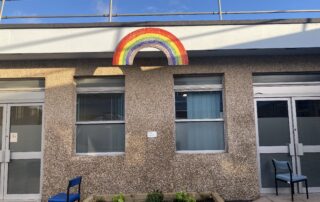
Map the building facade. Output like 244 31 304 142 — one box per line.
0 20 320 201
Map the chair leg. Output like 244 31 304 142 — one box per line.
291 182 294 201
275 179 278 195
305 180 309 199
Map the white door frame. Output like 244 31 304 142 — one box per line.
291 96 320 193
0 104 7 199
0 102 44 201
255 97 296 194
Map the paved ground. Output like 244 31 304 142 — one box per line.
254 193 320 202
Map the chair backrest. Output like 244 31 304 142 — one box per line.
272 159 292 174
67 176 82 200
68 176 82 188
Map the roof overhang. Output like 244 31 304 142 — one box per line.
1 19 320 61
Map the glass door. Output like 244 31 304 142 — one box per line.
256 98 296 193
293 98 320 193
0 104 43 201
256 97 320 193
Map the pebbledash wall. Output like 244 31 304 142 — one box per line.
1 55 320 201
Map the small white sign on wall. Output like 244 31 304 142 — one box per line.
147 131 157 138
10 132 18 143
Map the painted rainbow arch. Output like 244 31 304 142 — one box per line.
113 28 189 66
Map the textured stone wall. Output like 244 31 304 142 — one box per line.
0 55 320 201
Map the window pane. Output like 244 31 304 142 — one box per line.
175 91 223 119
176 121 224 150
0 79 44 89
76 77 124 88
174 75 222 85
77 94 124 121
76 123 125 153
257 101 290 146
253 73 320 83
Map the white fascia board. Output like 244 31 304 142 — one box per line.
1 23 320 55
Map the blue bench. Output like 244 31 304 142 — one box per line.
48 176 82 202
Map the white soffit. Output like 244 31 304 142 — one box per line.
1 22 320 57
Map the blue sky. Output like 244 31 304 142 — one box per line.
2 0 320 24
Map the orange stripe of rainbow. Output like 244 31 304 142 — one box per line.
113 28 189 66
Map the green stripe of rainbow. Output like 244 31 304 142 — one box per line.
113 28 189 66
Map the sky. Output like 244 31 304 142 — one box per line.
1 0 320 24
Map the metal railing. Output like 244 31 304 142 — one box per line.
1 0 320 23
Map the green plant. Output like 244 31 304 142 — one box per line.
146 190 164 202
95 196 106 202
175 192 196 202
112 193 125 202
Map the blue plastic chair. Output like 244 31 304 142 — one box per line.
48 176 82 202
272 159 308 201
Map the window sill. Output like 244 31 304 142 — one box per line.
75 152 125 156
176 150 225 154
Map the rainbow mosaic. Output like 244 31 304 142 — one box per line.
113 28 189 66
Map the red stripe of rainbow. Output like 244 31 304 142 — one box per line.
113 28 189 66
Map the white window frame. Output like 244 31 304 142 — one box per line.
75 86 125 156
174 83 225 153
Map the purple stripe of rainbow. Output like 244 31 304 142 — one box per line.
126 40 176 65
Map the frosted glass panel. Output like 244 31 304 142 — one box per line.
0 107 2 150
257 101 290 146
296 100 320 145
301 153 320 187
76 123 125 153
7 159 41 194
174 75 222 85
9 106 42 152
176 121 224 150
76 77 124 88
0 79 44 89
253 73 320 83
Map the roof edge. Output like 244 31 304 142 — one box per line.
1 18 320 29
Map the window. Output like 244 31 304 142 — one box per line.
253 72 320 84
75 77 125 154
174 75 225 152
0 78 44 89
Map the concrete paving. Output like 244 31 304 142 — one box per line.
254 193 320 202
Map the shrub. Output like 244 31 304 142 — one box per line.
112 193 125 202
175 192 196 202
146 190 164 202
95 196 106 202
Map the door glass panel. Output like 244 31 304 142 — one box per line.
300 153 320 187
257 101 291 146
7 159 40 194
0 107 2 150
9 106 42 152
296 100 320 145
260 153 292 188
